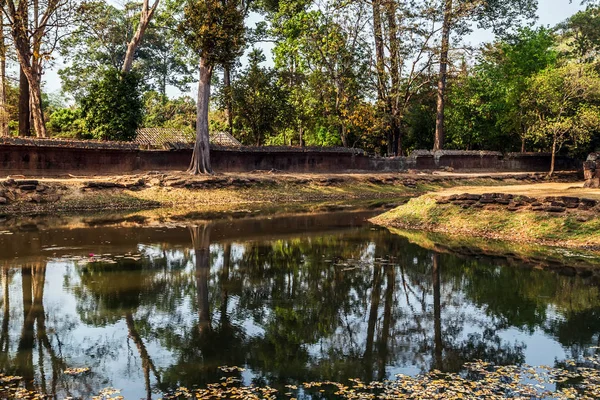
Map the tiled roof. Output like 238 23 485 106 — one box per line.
135 128 242 149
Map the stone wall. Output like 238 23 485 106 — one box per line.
437 193 598 214
0 139 579 175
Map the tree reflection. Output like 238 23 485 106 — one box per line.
1 220 600 398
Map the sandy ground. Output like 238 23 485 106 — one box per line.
433 181 600 200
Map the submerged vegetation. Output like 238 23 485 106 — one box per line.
3 360 600 399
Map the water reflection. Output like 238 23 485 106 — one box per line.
0 211 598 398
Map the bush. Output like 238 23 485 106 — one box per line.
80 69 143 141
48 108 85 138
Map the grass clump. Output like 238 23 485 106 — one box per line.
372 195 600 249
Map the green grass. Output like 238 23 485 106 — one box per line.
371 195 600 249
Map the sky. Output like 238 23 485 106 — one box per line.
41 0 589 98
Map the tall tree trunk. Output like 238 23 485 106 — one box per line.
18 67 30 137
27 75 46 138
0 16 7 136
372 0 390 153
122 0 160 73
434 0 452 151
223 66 234 135
340 124 348 147
386 0 401 156
189 57 213 174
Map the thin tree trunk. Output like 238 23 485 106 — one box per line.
340 124 348 147
549 135 557 177
386 0 401 156
223 66 234 135
18 67 30 137
122 0 159 73
189 57 213 174
0 16 7 136
372 0 389 153
521 136 526 153
434 0 452 151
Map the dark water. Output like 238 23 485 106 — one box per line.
0 210 599 399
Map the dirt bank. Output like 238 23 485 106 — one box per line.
0 170 575 217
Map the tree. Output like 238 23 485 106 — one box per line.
0 14 8 136
3 0 77 138
80 69 143 141
60 1 194 101
142 91 196 130
121 0 161 74
558 5 600 63
178 0 245 174
230 49 290 146
47 107 85 137
523 63 600 176
445 28 558 152
432 0 538 150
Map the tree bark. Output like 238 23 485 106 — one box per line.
372 0 389 153
122 0 159 73
386 0 401 156
434 0 452 151
28 76 46 138
549 134 557 177
189 57 213 174
223 66 234 135
18 69 30 137
0 15 8 136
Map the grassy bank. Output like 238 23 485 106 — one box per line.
371 194 600 249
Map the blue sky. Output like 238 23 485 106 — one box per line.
43 0 589 97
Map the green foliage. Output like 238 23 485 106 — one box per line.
178 0 245 68
80 69 144 141
446 28 559 152
522 63 600 157
60 1 195 100
47 108 86 138
142 91 196 131
230 49 291 146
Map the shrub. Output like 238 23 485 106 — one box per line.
80 69 143 141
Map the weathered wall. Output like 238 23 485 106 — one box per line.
0 145 371 175
370 151 577 172
0 143 578 175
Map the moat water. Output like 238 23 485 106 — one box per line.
0 210 598 399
